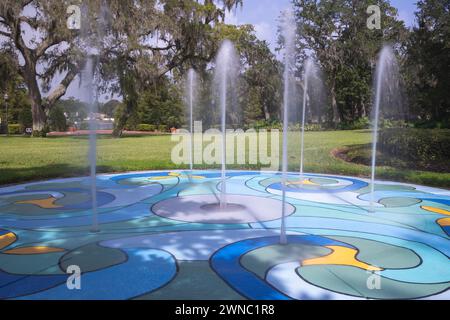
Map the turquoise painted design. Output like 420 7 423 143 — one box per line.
0 170 448 300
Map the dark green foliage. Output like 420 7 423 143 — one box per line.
137 78 184 129
0 51 32 130
136 124 156 132
414 119 450 129
338 117 371 130
379 128 450 171
243 119 283 131
79 122 89 130
231 25 282 124
7 124 21 134
48 105 67 132
292 0 408 125
99 100 121 118
158 125 168 132
53 98 88 127
112 65 140 137
405 0 450 124
18 106 32 131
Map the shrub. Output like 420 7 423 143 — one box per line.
125 113 140 131
79 122 89 130
338 117 370 130
48 105 67 132
7 124 21 134
157 124 168 132
414 119 450 129
18 107 32 131
379 128 450 171
245 119 283 131
136 124 156 132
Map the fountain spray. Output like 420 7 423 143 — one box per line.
215 40 238 210
280 12 296 244
370 46 399 212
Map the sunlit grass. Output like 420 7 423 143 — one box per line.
0 130 448 188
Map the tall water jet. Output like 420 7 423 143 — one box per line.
80 1 110 232
186 69 197 171
299 59 312 182
280 12 296 244
79 3 98 232
370 46 401 212
82 57 99 232
214 40 238 209
299 58 323 183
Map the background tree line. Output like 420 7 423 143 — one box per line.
0 0 449 137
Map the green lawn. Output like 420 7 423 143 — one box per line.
0 130 448 188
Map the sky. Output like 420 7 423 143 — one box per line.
65 0 418 101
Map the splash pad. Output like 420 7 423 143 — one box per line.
0 170 449 300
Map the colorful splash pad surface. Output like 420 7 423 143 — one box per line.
0 170 449 300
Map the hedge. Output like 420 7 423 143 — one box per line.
136 124 156 132
158 125 168 132
7 124 22 134
379 128 449 170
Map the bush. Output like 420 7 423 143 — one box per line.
157 124 168 132
7 124 21 134
338 117 412 130
245 119 283 131
136 124 156 132
288 123 324 131
18 107 32 131
414 119 450 129
125 113 140 131
48 105 67 132
338 117 370 130
79 122 89 130
379 128 450 171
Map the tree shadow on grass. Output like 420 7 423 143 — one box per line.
0 163 115 186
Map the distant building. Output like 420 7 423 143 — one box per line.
82 113 115 130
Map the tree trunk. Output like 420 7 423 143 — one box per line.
112 117 125 137
23 64 48 136
2 4 79 136
22 62 77 136
361 101 367 118
263 103 270 121
31 101 47 134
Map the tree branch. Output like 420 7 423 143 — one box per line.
44 66 78 108
36 36 59 57
0 29 10 37
0 18 9 28
19 15 38 29
142 44 175 51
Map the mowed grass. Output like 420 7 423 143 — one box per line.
0 130 448 188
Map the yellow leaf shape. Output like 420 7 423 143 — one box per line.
169 172 181 177
301 246 383 271
0 232 16 250
437 217 450 227
421 206 450 216
151 173 204 180
287 179 318 186
4 246 65 255
170 172 204 179
16 197 62 209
